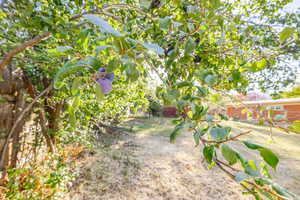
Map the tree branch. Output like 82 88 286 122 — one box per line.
215 159 290 200
245 181 290 200
0 32 51 76
201 130 252 144
215 161 256 196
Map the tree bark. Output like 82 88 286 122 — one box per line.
0 68 24 175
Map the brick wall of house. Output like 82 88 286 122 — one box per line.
284 105 300 121
162 106 178 118
226 106 247 120
227 104 300 122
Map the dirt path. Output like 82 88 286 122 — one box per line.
64 118 300 200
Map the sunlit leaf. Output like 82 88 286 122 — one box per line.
170 122 184 143
203 145 214 164
138 41 164 55
84 14 122 37
235 171 249 182
259 148 279 170
210 127 231 141
95 84 104 101
279 27 295 42
221 144 238 165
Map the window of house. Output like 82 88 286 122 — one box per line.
267 105 283 110
274 105 283 110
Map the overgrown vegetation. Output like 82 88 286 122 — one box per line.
0 0 299 199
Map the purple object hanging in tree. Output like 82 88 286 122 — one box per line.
96 68 114 94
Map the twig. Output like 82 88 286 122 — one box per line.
245 181 290 200
216 159 290 200
215 161 256 195
202 130 252 144
0 82 53 170
215 159 239 172
179 24 202 42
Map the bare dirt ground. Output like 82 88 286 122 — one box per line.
64 117 300 200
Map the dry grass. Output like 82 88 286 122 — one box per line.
224 121 300 196
64 117 300 200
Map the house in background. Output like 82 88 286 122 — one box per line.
226 98 300 122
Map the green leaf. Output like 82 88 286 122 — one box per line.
95 84 104 101
272 183 299 199
235 171 249 182
170 122 184 143
221 144 238 165
96 45 112 54
244 160 260 177
83 56 101 68
210 127 231 141
203 145 214 164
259 178 300 199
260 162 272 178
0 97 7 103
279 27 295 42
259 148 279 170
197 86 208 97
138 41 164 55
72 96 81 110
71 78 81 95
243 141 264 150
107 58 120 72
219 113 229 120
256 59 267 70
257 189 273 200
54 81 65 89
231 71 241 81
193 131 200 147
160 17 171 30
176 100 189 108
204 75 217 86
176 81 192 88
125 63 139 82
54 61 87 85
56 46 73 52
84 14 122 37
191 103 205 120
184 38 196 55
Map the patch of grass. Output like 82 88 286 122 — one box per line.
132 123 154 132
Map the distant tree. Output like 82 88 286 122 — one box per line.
280 83 300 98
236 92 271 101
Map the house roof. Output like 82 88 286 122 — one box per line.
227 97 300 106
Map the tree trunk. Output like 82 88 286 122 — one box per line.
0 68 24 172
